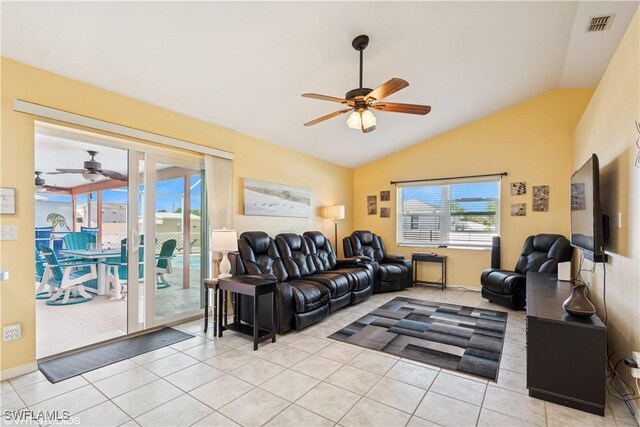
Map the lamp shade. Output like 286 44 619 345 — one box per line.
346 111 362 130
360 109 376 129
325 205 345 220
211 229 238 252
346 109 376 132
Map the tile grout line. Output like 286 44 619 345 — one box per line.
482 384 546 427
82 381 133 424
334 357 412 425
474 376 490 426
186 374 254 419
543 398 549 427
91 364 161 400
106 378 181 423
272 351 391 425
404 351 444 425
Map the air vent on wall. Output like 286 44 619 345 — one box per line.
586 15 614 32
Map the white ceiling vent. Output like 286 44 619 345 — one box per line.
586 15 614 32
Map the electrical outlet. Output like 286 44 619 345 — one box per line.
3 324 21 341
632 351 640 378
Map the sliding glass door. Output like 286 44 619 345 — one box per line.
127 151 206 333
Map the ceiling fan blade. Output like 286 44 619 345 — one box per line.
100 170 128 181
304 108 352 126
50 168 86 174
373 102 431 115
365 78 409 102
302 93 352 105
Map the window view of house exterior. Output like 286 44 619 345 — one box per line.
398 180 500 248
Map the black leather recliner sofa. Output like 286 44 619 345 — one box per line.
343 230 413 293
480 233 574 310
303 231 373 305
232 231 373 333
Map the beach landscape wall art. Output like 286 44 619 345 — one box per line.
243 178 311 218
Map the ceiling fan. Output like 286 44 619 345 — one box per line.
49 150 128 182
302 34 431 133
35 171 70 193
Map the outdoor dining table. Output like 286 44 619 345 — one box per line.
59 249 120 296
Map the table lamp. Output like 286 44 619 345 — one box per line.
211 228 238 279
324 205 345 255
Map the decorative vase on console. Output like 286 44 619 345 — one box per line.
562 284 596 318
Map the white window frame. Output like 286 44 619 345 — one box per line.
396 177 501 249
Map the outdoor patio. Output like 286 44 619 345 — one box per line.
35 136 205 358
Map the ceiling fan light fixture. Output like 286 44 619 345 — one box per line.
302 34 430 131
347 109 376 133
82 172 102 181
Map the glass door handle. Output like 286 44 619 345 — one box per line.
131 228 140 253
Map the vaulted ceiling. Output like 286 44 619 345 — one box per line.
2 1 637 167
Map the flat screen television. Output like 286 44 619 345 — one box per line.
570 153 608 262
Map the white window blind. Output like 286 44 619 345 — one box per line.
397 178 500 248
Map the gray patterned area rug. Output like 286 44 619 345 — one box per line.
328 297 508 380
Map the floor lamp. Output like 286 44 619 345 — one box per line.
324 205 345 256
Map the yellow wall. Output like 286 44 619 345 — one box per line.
573 10 639 388
0 58 353 372
353 89 594 286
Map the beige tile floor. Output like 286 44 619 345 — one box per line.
3 286 638 426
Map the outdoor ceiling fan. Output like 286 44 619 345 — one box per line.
48 150 128 182
302 34 431 133
35 171 70 193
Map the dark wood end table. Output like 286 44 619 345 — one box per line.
218 275 277 350
412 252 447 290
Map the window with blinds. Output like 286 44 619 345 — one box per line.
397 179 500 248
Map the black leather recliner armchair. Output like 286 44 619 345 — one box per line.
481 234 573 310
343 230 413 293
303 231 373 305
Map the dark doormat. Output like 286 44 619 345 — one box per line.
328 297 508 381
38 327 194 383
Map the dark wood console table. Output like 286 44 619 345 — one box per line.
412 252 446 290
526 272 606 415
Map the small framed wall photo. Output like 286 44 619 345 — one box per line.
367 195 377 215
380 191 390 202
511 182 526 196
380 207 390 218
511 203 526 216
0 188 16 215
532 185 549 212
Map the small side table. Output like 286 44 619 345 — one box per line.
218 275 277 351
203 278 219 336
412 252 447 290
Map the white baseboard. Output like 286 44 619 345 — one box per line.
0 362 38 381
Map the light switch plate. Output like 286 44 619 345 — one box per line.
0 225 18 240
